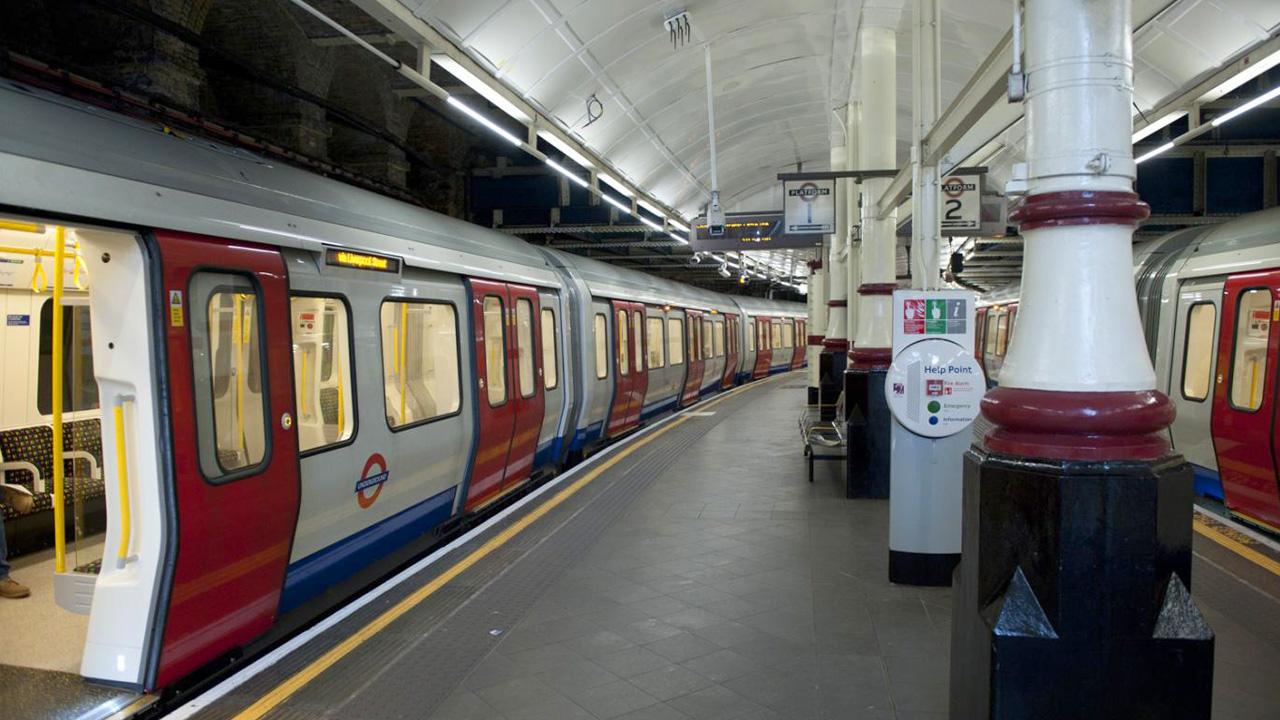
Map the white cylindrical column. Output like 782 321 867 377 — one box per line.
807 253 827 392
824 145 848 354
910 0 942 290
845 102 861 345
851 24 897 369
997 0 1153 394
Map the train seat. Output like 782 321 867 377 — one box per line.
0 419 108 556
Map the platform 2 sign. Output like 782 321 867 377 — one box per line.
783 179 836 235
691 212 822 252
939 174 980 235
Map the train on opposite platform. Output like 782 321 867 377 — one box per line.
975 206 1280 536
0 78 805 694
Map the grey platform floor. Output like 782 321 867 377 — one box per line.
191 372 1280 720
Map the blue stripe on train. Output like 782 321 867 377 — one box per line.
641 396 678 420
569 421 605 452
279 486 457 614
533 437 564 471
1192 463 1224 502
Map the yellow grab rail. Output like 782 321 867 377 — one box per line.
398 303 408 424
51 227 66 573
114 398 133 568
0 220 44 233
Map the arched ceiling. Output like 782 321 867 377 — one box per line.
390 0 1278 225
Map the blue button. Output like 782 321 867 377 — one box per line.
928 416 939 425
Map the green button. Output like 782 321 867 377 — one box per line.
927 400 942 413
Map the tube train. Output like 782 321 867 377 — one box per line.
976 206 1280 536
0 79 806 692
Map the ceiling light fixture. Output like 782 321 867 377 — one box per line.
1135 142 1174 164
1211 85 1280 127
545 158 589 188
446 97 523 146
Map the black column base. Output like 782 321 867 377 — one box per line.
950 448 1214 720
845 369 889 498
817 351 846 421
807 386 819 406
889 550 959 586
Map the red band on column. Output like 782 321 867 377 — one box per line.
1010 191 1151 232
827 300 847 307
822 338 849 351
858 283 897 296
978 387 1174 461
808 259 823 271
807 335 826 346
848 346 892 370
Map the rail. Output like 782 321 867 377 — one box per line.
113 396 134 568
51 226 67 573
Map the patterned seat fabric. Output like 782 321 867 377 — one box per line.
0 418 106 520
320 387 340 426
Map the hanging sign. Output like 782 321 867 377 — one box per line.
939 174 981 235
783 179 836 235
692 212 821 252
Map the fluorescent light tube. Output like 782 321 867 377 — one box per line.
433 54 531 123
1135 142 1174 164
603 194 631 214
1212 85 1280 127
545 158 588 188
447 96 523 146
668 232 688 245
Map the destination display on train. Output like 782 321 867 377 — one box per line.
691 212 822 252
325 248 402 273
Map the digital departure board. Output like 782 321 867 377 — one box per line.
325 248 402 273
691 212 821 252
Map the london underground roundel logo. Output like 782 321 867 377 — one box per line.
355 453 390 509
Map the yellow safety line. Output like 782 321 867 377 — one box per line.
1193 517 1280 578
51 227 66 573
232 374 783 720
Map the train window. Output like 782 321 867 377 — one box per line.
191 273 268 479
37 301 99 415
984 313 999 355
483 296 507 406
686 316 698 362
516 298 535 398
995 315 1010 356
783 321 794 349
541 308 558 390
594 313 608 379
646 316 665 368
380 300 462 429
747 320 755 352
667 317 684 365
1229 288 1272 412
702 318 714 359
1181 303 1217 402
291 296 355 452
771 321 782 350
616 309 630 376
633 310 645 372
713 320 725 357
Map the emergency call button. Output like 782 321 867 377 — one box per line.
885 338 986 438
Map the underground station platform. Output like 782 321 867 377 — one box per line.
146 375 1280 720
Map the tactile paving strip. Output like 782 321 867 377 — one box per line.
190 382 771 720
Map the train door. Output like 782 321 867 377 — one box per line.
975 307 988 370
502 284 545 491
1212 272 1280 531
155 230 301 686
722 313 739 388
606 300 636 436
534 289 564 471
681 309 704 406
630 305 648 427
790 319 805 369
465 279 513 509
1168 279 1223 481
753 317 772 378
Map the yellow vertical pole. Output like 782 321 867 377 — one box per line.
113 403 131 565
336 346 345 436
399 303 408 424
233 294 245 455
51 227 66 573
299 348 309 417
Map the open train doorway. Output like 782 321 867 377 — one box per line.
0 215 161 714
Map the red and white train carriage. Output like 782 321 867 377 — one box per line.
0 78 805 699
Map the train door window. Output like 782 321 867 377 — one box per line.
1229 288 1272 411
687 317 698 361
37 301 99 414
593 313 608 379
984 313 999 355
995 315 1010 356
747 321 755 352
482 296 506 405
647 316 665 368
616 309 630 376
516 298 535 398
190 273 268 478
380 300 461 428
667 317 684 365
702 318 714 359
713 320 725 357
771 321 782 350
291 296 355 451
1181 303 1217 402
540 308 558 390
783 321 794 349
632 310 644 372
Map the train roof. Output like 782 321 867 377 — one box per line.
540 247 732 312
729 295 807 318
1173 206 1280 280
